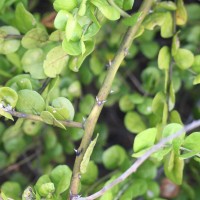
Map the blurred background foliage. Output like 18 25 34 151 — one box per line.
0 0 200 199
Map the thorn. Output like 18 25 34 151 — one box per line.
82 117 86 123
106 60 112 69
72 195 82 200
110 90 115 94
82 117 86 129
124 48 129 57
96 96 107 106
74 148 82 156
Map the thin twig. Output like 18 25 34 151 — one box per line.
0 152 37 176
77 119 200 200
0 108 83 129
69 0 154 199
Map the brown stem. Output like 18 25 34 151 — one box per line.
69 0 154 199
1 109 83 129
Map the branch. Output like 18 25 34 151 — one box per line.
78 119 200 200
0 108 83 129
69 0 154 198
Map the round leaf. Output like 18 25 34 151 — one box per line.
174 48 194 70
22 48 46 79
43 46 69 78
133 128 157 153
124 111 146 134
15 3 37 33
49 165 72 195
0 26 20 54
81 161 98 185
16 89 45 114
47 97 75 120
21 28 49 49
0 87 18 107
158 46 171 70
53 0 78 12
102 145 126 170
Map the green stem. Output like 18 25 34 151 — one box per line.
107 0 130 18
69 0 154 199
0 108 83 129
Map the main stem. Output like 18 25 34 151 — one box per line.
69 0 154 198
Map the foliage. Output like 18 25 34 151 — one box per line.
0 0 200 200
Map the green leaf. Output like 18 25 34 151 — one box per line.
179 150 200 159
49 30 65 42
174 48 194 70
169 110 183 124
162 123 185 155
164 150 184 185
53 0 78 12
120 179 147 199
79 94 95 115
129 93 144 104
47 97 75 120
6 74 40 91
81 161 98 184
193 74 200 85
65 16 82 42
81 134 98 174
62 38 82 56
122 12 141 26
23 120 42 136
50 165 72 195
140 41 160 59
78 0 88 16
146 181 160 199
123 0 134 11
141 67 161 93
102 145 126 170
21 28 49 49
91 0 120 21
158 46 171 70
16 89 45 114
0 87 18 107
176 0 187 25
143 12 166 30
54 10 72 30
171 32 180 56
133 128 157 153
0 26 20 54
35 175 52 196
155 1 177 11
152 92 166 120
137 97 152 115
38 183 55 197
124 111 146 134
136 160 157 179
119 95 135 112
69 40 95 72
15 3 36 33
151 147 171 161
192 55 200 73
21 48 46 79
161 12 173 38
43 45 69 78
1 181 22 200
182 132 200 152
